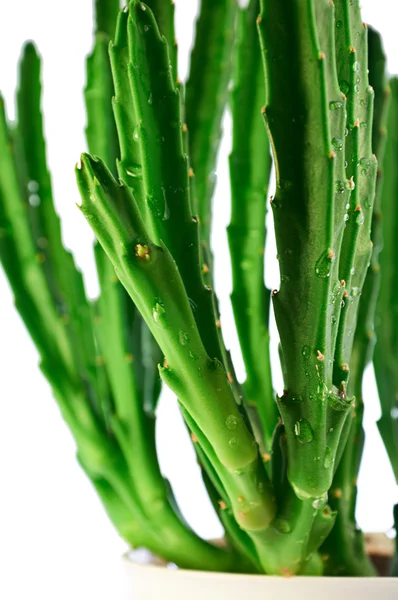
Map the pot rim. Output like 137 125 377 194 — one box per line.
123 550 397 584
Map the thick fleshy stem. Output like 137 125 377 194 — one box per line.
321 25 389 578
185 0 237 258
332 1 377 392
228 0 277 450
77 155 276 532
258 0 353 499
373 77 398 483
84 4 244 570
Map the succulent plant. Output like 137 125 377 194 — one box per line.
1 0 397 576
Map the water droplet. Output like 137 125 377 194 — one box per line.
161 186 170 220
335 180 345 194
324 447 334 469
331 137 343 151
148 92 153 105
28 180 39 193
340 80 350 95
312 494 328 509
228 436 237 448
153 301 166 325
364 197 372 209
391 407 398 419
351 286 361 297
302 345 311 359
240 259 251 271
358 157 370 169
133 126 140 142
143 24 149 32
274 518 291 534
225 415 239 430
331 315 337 325
125 163 143 179
360 122 367 129
329 100 343 111
178 330 189 346
294 419 314 444
356 211 364 225
292 394 304 403
328 391 352 411
315 249 335 278
29 194 40 207
344 160 348 168
360 98 366 107
344 213 349 223
353 61 360 73
354 84 360 94
336 20 343 29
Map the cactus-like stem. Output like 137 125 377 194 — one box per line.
258 0 353 499
144 0 177 79
374 77 398 483
185 0 236 251
320 26 389 577
228 0 276 449
77 155 276 530
124 3 226 367
83 6 244 570
95 0 120 38
0 33 240 571
332 1 377 391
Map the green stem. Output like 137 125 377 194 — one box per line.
228 0 276 449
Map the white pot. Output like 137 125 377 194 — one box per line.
123 550 398 600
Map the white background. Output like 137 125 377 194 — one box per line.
0 1 398 598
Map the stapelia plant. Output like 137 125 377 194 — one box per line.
1 0 397 576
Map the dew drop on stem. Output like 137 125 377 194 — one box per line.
294 419 314 444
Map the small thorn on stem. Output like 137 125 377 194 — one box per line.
256 14 262 24
125 353 134 364
341 363 349 372
215 319 221 329
332 489 342 499
353 119 360 128
188 167 195 178
316 350 324 361
349 45 356 53
182 123 188 133
202 263 209 274
163 359 169 368
262 452 271 463
218 500 227 510
135 243 150 261
341 279 346 287
327 248 335 260
190 432 198 443
227 372 234 383
261 105 266 115
319 52 326 60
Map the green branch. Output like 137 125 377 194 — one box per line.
228 0 276 449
